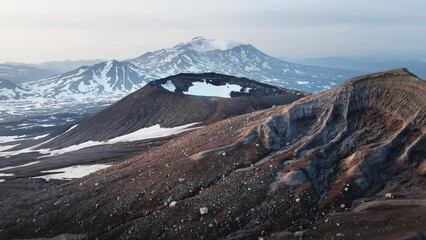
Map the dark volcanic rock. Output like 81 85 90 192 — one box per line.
0 69 425 240
41 73 307 149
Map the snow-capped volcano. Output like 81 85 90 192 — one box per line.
23 60 155 99
132 37 242 69
131 37 359 92
179 36 242 52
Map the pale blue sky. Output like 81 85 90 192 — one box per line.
0 0 425 63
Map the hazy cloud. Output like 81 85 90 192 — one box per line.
0 0 425 62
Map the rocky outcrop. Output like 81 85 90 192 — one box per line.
0 69 424 240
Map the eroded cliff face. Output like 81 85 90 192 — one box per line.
256 69 425 204
0 69 424 240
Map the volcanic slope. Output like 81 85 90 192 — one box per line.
41 72 307 149
0 79 33 100
0 69 425 240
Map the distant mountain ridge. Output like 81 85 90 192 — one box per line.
36 59 105 73
11 37 360 99
0 63 59 84
295 57 426 79
23 60 155 98
3 59 104 75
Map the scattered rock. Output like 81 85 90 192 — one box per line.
294 231 304 238
169 201 177 208
164 197 173 207
418 161 426 175
280 169 308 186
199 207 209 215
385 193 393 198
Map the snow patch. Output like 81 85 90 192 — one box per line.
0 135 24 144
38 123 200 157
2 123 200 158
163 79 249 98
36 164 111 181
185 81 244 98
32 134 49 140
164 80 246 98
296 81 310 85
0 124 79 156
0 161 41 172
64 124 78 134
106 123 199 143
0 173 14 177
161 80 176 92
0 144 20 152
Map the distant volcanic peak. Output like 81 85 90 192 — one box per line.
128 37 361 93
180 36 243 52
